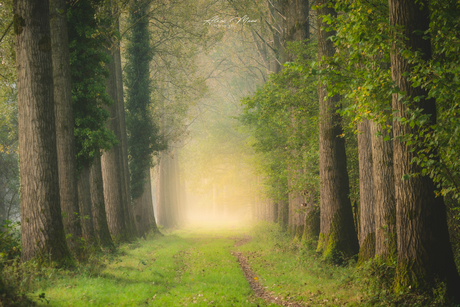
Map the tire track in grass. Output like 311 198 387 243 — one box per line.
232 236 305 307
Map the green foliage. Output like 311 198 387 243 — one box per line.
0 91 19 223
400 0 460 204
68 0 118 171
124 0 165 200
0 220 21 266
239 40 320 205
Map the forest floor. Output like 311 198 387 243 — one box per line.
25 222 363 306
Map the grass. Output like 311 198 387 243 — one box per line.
236 222 362 306
4 220 457 306
26 224 274 306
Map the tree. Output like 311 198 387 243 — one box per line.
371 119 396 261
67 0 118 246
14 0 73 265
357 119 375 263
49 0 82 256
101 43 129 241
389 0 460 298
316 1 359 261
89 154 115 249
124 0 164 235
77 164 99 252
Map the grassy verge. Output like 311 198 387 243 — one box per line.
236 221 361 306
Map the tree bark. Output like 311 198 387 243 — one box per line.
77 165 99 253
89 154 114 250
357 120 375 263
316 1 359 261
101 44 128 242
146 168 161 234
113 21 136 239
370 120 396 261
389 0 460 298
14 0 73 265
296 0 309 41
278 196 289 231
49 0 82 257
134 168 160 237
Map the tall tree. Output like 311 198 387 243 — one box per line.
14 0 73 264
316 1 359 261
389 0 460 298
113 17 137 239
49 0 82 256
67 0 118 245
125 0 163 235
101 44 129 241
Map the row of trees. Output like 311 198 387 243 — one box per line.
234 0 460 302
5 0 168 265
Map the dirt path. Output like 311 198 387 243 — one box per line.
232 237 306 307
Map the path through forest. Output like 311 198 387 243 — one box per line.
31 224 358 306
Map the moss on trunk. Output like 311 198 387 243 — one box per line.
320 207 359 263
302 206 320 247
357 232 375 265
292 225 304 244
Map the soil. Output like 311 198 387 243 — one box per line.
232 237 306 307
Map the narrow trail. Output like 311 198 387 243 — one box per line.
232 236 305 307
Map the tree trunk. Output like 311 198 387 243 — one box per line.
316 1 359 262
146 169 161 235
89 154 114 250
370 120 396 261
157 151 170 227
101 44 128 242
389 0 460 298
77 165 99 253
15 0 73 265
113 22 136 239
302 202 320 247
357 120 375 263
278 197 289 231
49 0 82 257
296 0 309 41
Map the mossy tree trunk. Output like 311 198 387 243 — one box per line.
316 1 359 262
15 0 73 265
357 120 375 264
302 203 320 247
389 0 460 299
